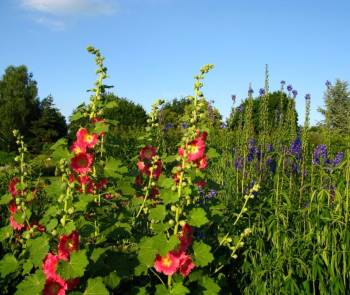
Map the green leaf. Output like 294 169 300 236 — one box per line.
200 276 221 295
104 100 118 109
104 158 128 178
138 237 158 267
193 242 214 267
0 193 12 205
59 221 76 235
22 260 33 275
0 226 13 241
84 277 109 295
45 218 58 232
149 205 166 222
171 282 190 295
70 111 84 122
206 148 219 159
27 236 49 267
155 284 170 295
94 121 109 134
104 271 121 290
0 254 18 278
188 208 209 227
74 194 94 211
57 250 89 280
158 175 174 189
160 189 179 205
119 182 136 196
15 270 46 295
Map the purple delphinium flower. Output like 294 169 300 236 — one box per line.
247 139 256 162
238 105 244 112
220 123 227 129
313 144 328 165
290 138 302 158
325 80 332 88
267 144 273 152
287 85 293 92
234 156 244 170
248 87 254 95
331 152 344 167
231 95 236 103
292 162 300 174
305 93 311 101
207 189 218 199
280 80 286 85
164 122 173 130
256 149 264 161
292 90 298 98
259 88 265 96
266 157 276 174
181 122 188 129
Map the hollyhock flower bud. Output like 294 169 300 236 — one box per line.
8 177 20 197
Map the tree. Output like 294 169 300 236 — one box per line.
29 96 67 153
318 79 350 135
0 66 40 151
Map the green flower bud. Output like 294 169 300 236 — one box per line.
68 207 74 214
179 220 186 227
168 219 174 225
171 205 177 212
51 230 57 236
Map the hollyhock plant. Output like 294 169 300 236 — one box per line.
71 152 93 174
76 128 99 149
187 137 206 162
58 231 79 260
154 251 180 276
9 215 25 231
8 177 20 197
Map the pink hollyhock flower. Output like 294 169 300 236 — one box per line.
187 138 206 162
58 231 79 260
196 130 208 141
10 215 25 231
43 278 67 295
70 141 86 155
195 156 208 170
71 153 93 175
139 146 157 161
76 128 98 149
43 253 66 286
154 251 180 276
178 252 195 277
178 147 184 157
68 174 75 183
91 117 104 124
8 177 20 197
137 161 149 174
29 221 46 233
179 224 193 251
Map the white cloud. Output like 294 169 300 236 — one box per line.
33 16 65 30
21 0 116 15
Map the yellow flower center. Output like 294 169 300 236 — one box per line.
189 145 198 154
161 255 172 267
85 134 93 143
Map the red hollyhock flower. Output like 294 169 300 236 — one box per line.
10 215 25 231
71 153 93 175
152 160 162 180
76 128 98 149
154 251 180 276
8 177 20 197
77 175 90 186
195 181 207 188
43 253 66 286
187 138 206 162
43 278 67 295
135 174 143 186
91 117 104 124
178 147 184 157
149 186 160 199
29 221 46 233
139 146 157 161
58 231 79 260
8 201 17 214
95 179 108 190
70 142 86 155
67 278 80 290
178 252 195 277
179 224 193 251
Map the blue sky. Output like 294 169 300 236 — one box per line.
0 0 349 125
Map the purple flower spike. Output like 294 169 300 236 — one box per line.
331 152 344 167
287 85 293 92
292 90 298 98
280 80 286 85
325 80 332 88
248 88 254 95
313 144 328 165
259 88 265 96
305 93 311 100
290 138 302 157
